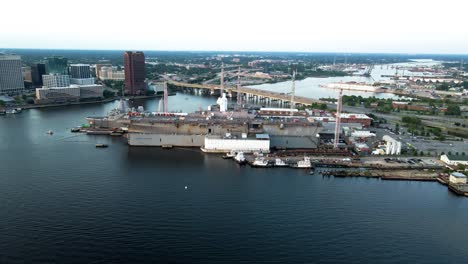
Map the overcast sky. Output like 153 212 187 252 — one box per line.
1 0 467 54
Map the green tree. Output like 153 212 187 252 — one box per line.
401 116 421 125
103 90 115 99
446 105 461 116
395 123 400 134
437 83 450 91
0 100 5 107
14 96 22 104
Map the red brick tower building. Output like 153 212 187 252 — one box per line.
124 51 146 95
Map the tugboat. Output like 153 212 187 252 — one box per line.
95 144 108 148
234 152 246 165
251 157 271 167
274 158 288 167
292 156 312 168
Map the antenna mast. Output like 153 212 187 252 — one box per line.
163 81 168 112
236 66 242 108
220 62 224 95
290 70 296 115
333 88 343 149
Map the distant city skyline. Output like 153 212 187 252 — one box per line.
1 0 468 54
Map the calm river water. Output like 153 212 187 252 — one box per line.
1 82 467 263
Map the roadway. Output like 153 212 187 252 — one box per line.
167 81 325 105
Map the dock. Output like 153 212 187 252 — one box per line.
437 175 468 197
320 169 439 181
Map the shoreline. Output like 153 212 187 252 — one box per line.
15 95 163 110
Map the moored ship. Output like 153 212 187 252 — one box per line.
321 82 388 93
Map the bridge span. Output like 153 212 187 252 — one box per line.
166 81 325 106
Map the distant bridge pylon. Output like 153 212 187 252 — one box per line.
166 80 325 106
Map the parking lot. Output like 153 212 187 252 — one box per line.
372 127 467 155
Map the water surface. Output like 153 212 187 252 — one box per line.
1 93 467 263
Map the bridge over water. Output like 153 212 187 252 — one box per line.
166 81 325 106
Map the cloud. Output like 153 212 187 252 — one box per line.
1 0 467 53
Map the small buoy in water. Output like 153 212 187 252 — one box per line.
185 186 188 190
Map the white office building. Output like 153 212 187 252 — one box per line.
36 84 104 102
79 84 105 98
440 154 468 167
383 135 401 155
99 66 125 81
449 172 467 184
36 86 80 101
202 134 270 153
70 77 95 85
0 54 25 94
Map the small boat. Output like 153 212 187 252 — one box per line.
95 144 108 148
222 150 237 159
47 130 54 135
274 158 288 167
251 157 271 167
6 109 17 114
309 169 315 175
70 127 81 133
293 156 312 168
0 110 5 115
234 152 246 165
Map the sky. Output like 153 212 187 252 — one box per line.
1 0 468 54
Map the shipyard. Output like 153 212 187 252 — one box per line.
79 80 467 195
61 54 468 197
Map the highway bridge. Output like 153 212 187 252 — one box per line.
166 81 325 106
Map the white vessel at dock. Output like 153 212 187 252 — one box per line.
274 158 287 167
294 157 312 168
252 157 270 167
222 150 237 159
234 152 246 164
322 82 387 93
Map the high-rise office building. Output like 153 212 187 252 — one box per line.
42 74 70 88
31 63 47 87
0 54 25 94
69 64 94 85
124 51 146 95
69 64 91 78
46 56 68 75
